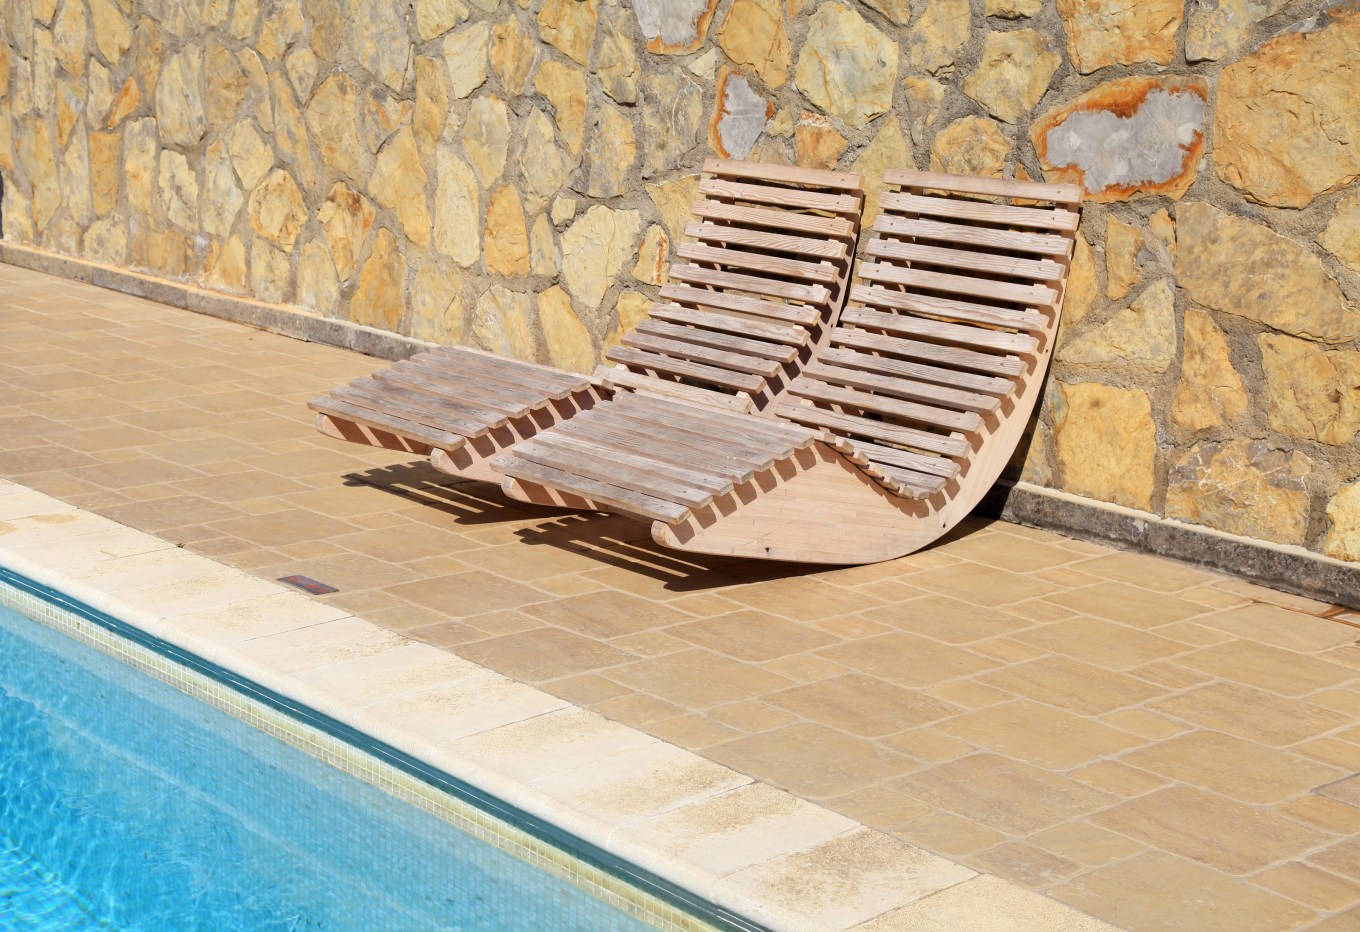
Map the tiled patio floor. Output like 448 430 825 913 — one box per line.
3 262 1359 931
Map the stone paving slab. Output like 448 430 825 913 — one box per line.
3 263 1360 929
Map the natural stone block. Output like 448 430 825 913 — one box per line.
53 0 86 78
1060 278 1175 376
32 27 55 116
249 168 305 252
1175 202 1355 344
710 69 772 161
1187 0 1286 61
1259 333 1360 446
413 55 449 153
351 0 412 90
225 121 275 192
631 224 670 285
1172 308 1248 432
597 5 639 103
415 0 469 41
519 108 577 214
249 239 292 304
205 38 245 127
645 174 701 241
902 77 946 149
854 114 914 230
1055 382 1156 510
1063 233 1098 328
473 284 537 361
122 117 157 222
688 48 718 79
158 149 199 234
862 0 911 24
795 112 847 170
539 285 595 373
464 95 510 188
317 183 374 283
796 3 897 126
1167 440 1311 546
560 205 642 311
106 76 139 128
84 217 128 265
484 183 530 277
1032 76 1207 202
434 147 481 267
59 129 92 227
716 0 791 89
1 184 34 242
202 140 243 239
408 261 465 344
489 16 535 96
351 227 407 331
606 291 652 351
89 129 121 217
1324 483 1360 562
131 228 189 278
369 127 431 246
639 69 702 177
535 60 587 155
633 0 719 55
229 0 260 41
87 60 113 128
269 71 315 192
444 20 489 99
1320 189 1360 275
155 48 205 147
1214 6 1360 208
89 0 131 64
987 0 1043 17
297 240 340 316
529 213 557 276
306 73 365 184
963 29 1060 124
908 0 970 76
55 80 84 149
1105 216 1142 300
537 0 597 66
579 102 636 199
1056 0 1182 73
928 116 1009 181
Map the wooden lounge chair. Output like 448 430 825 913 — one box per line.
308 159 864 483
495 170 1082 564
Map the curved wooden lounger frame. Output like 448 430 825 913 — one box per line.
499 170 1083 564
308 158 864 486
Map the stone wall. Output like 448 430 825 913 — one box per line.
2 0 1359 563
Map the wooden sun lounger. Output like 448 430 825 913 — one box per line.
497 169 1082 564
309 158 865 482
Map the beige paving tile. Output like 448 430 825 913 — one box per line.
923 679 1013 710
1075 552 1215 592
1099 708 1190 740
1281 795 1360 836
766 674 960 737
646 715 744 750
938 701 1146 770
904 562 1060 607
969 841 1083 888
454 627 635 682
387 570 547 617
1028 823 1146 868
861 595 1035 643
1196 602 1359 651
539 672 632 706
706 699 799 733
608 630 689 657
723 575 886 621
1255 863 1360 911
811 613 895 639
1215 578 1338 614
669 610 839 661
523 589 693 639
1310 688 1360 717
819 633 999 687
932 533 1078 573
854 873 1116 931
708 724 918 798
607 650 793 709
1296 738 1360 772
1176 639 1359 695
1045 581 1207 628
1314 837 1360 882
1322 776 1360 809
895 754 1116 835
591 694 689 727
446 706 657 786
979 656 1166 715
891 812 1007 858
822 787 932 831
1152 682 1350 746
1064 760 1170 797
1052 852 1315 932
1093 784 1328 874
1307 906 1360 930
1120 731 1343 803
1012 615 1192 669
885 728 977 763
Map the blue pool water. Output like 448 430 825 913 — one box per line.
0 598 659 931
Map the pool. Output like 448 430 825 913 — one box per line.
0 573 731 931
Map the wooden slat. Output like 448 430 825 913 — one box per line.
591 366 752 412
678 242 839 284
493 456 691 523
874 463 947 498
636 319 797 363
555 416 757 483
884 169 1084 205
685 222 847 260
854 283 1047 333
308 396 467 450
842 304 1039 355
327 385 491 438
512 437 716 508
700 177 860 215
867 239 1065 282
525 429 733 493
660 284 819 326
648 303 808 346
349 376 513 428
790 377 982 433
820 347 1014 396
616 392 817 449
775 401 970 458
860 261 1057 308
424 346 586 400
620 333 783 377
374 367 530 417
704 157 864 193
388 358 550 411
692 200 854 242
605 346 765 393
590 406 785 469
875 216 1072 258
832 327 1026 377
803 362 1000 413
881 191 1079 232
427 345 589 393
846 439 960 479
669 264 831 307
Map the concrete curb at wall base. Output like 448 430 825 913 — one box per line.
986 481 1360 610
5 246 1358 609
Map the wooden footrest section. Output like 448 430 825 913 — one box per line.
309 345 592 450
493 394 819 523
